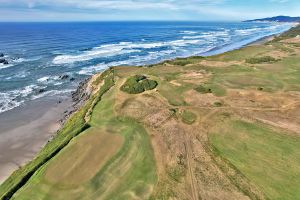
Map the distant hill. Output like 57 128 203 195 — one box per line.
244 16 300 23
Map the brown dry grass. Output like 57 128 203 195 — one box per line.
45 128 123 185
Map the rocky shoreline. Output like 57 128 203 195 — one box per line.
57 77 92 125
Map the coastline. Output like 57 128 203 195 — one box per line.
0 97 71 184
0 24 295 186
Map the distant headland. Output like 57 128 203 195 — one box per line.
244 15 300 23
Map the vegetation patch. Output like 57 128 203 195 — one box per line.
11 85 157 200
274 25 300 41
209 120 300 200
120 75 158 94
194 83 226 97
245 56 277 64
180 110 197 125
0 68 115 200
165 56 204 66
167 165 185 182
213 101 223 107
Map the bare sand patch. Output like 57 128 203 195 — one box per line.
281 37 300 44
225 89 297 109
184 89 220 107
170 80 182 86
199 60 242 68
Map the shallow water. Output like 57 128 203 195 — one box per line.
0 21 294 113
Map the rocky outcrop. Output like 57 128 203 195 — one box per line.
0 53 4 57
59 75 69 80
60 77 92 124
72 77 91 105
0 58 8 65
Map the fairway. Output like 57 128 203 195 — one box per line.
44 128 124 185
11 84 157 200
209 119 300 200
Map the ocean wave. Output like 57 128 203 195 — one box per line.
78 49 176 75
0 85 39 114
0 63 14 69
235 24 289 36
182 31 229 40
31 89 74 100
53 45 140 65
0 85 72 114
37 75 60 84
180 31 198 35
12 56 41 63
52 39 207 65
0 92 24 114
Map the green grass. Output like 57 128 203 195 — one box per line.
167 166 185 182
11 80 157 200
180 110 197 125
120 75 158 94
194 83 226 97
209 120 300 200
274 25 300 41
165 56 204 66
157 80 190 106
246 56 277 64
0 68 115 200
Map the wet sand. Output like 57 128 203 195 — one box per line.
0 97 72 184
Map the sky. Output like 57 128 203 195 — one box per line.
0 0 299 22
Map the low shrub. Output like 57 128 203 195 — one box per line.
195 85 212 94
195 84 226 97
246 56 277 64
180 110 197 125
214 101 223 107
121 75 158 94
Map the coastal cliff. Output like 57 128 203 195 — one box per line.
1 25 300 200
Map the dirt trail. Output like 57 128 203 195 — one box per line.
184 135 199 200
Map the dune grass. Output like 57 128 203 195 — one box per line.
209 120 300 200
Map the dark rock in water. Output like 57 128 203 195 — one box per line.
0 58 8 64
37 89 46 94
0 53 4 57
59 75 70 80
70 77 75 81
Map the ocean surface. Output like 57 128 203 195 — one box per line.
0 21 294 114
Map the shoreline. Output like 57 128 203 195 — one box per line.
0 25 294 185
0 97 71 184
0 78 90 184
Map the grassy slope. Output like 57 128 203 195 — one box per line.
11 76 157 200
209 120 300 200
0 69 115 200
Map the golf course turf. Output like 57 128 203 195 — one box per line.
1 25 300 200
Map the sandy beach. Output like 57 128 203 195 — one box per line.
0 97 72 184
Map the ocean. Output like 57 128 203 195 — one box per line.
0 21 294 114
